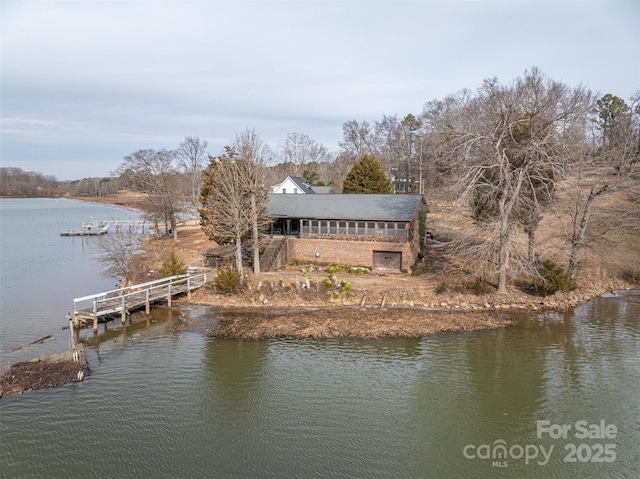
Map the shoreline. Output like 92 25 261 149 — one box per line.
179 304 519 340
3 194 633 398
178 287 636 341
73 192 636 339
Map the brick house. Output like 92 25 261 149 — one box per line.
263 194 425 273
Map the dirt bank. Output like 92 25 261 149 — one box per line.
187 306 517 340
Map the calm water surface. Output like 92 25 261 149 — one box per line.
1 199 639 478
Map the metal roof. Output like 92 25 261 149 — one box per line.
266 194 423 221
309 186 332 194
288 176 315 194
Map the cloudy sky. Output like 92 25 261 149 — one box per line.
1 0 638 180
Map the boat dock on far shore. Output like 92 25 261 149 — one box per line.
60 219 146 237
60 221 112 236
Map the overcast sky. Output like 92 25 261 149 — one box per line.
1 0 639 180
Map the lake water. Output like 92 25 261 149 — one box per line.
1 198 639 478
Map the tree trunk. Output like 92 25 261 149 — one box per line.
235 235 244 284
496 167 525 293
170 213 178 242
251 193 261 275
567 189 596 279
526 221 540 264
497 219 510 293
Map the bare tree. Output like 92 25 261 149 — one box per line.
338 120 380 163
565 92 639 278
424 68 595 292
232 128 273 276
177 136 208 216
200 148 251 280
118 148 183 241
374 115 403 181
200 130 273 280
279 132 332 177
96 227 144 285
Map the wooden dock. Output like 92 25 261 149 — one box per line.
60 219 148 237
61 221 112 236
72 273 207 331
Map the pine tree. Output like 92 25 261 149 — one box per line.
342 155 393 194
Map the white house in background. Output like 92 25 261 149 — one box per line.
271 176 332 194
271 176 315 194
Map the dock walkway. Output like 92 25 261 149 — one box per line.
60 219 148 237
72 273 207 331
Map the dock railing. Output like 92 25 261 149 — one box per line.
73 273 207 330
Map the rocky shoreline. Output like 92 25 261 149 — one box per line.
169 271 637 340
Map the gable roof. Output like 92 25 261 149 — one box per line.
288 176 315 194
266 194 423 221
272 176 315 194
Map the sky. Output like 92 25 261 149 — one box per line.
1 0 639 181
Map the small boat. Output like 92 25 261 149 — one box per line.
60 221 112 236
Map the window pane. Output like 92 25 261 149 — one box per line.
330 221 337 234
387 222 396 235
377 222 385 235
321 221 328 234
348 221 356 235
312 220 319 233
339 221 346 234
358 221 365 235
398 223 407 236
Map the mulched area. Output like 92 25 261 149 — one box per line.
0 358 91 399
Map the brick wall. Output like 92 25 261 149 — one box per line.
287 236 420 272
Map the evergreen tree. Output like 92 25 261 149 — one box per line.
342 154 393 194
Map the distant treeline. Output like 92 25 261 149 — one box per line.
0 167 63 197
0 167 126 198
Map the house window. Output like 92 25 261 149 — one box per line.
348 221 356 235
294 188 298 194
387 222 396 235
320 221 328 234
282 188 286 194
358 221 365 235
367 222 375 235
330 221 337 234
377 222 385 235
302 220 309 234
311 220 319 234
339 221 347 234
398 223 407 237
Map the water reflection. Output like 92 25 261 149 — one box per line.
1 293 638 478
